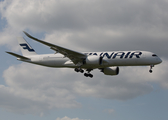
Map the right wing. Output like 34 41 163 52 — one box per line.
23 31 86 65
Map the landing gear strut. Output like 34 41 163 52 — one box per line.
149 65 154 73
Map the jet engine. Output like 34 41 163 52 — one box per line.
84 56 103 65
101 67 119 76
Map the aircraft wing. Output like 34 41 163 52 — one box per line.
23 31 86 65
6 51 30 60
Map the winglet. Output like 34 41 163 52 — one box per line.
23 31 39 41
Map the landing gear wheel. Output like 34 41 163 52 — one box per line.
149 70 152 73
84 73 93 78
84 73 89 77
74 68 80 72
89 74 93 78
75 68 84 73
80 69 84 73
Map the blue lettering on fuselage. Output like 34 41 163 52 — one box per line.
93 53 98 55
103 52 114 59
124 52 131 58
112 52 125 59
129 52 142 58
87 51 142 59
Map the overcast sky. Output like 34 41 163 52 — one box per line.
0 0 168 120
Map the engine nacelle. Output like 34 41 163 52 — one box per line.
102 67 119 76
84 56 103 65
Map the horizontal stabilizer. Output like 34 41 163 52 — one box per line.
6 51 30 60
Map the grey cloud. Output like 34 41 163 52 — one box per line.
2 63 81 114
0 0 168 115
1 0 168 58
0 85 50 115
2 0 168 31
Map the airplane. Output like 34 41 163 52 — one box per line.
6 31 162 78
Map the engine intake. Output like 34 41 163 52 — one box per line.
102 67 119 76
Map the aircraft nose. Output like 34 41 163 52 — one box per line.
157 57 162 64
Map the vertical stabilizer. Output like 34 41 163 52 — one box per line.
17 37 37 56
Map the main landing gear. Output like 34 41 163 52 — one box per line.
149 65 154 73
74 68 93 78
74 68 84 73
84 69 93 78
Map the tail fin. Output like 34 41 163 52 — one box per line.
17 37 37 56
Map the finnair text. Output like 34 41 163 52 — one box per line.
86 51 142 59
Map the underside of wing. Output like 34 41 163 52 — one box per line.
23 31 86 65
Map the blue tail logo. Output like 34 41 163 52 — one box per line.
20 44 35 52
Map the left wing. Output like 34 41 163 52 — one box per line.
23 31 86 65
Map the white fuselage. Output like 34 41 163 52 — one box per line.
20 51 162 69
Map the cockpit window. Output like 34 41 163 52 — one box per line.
152 54 157 57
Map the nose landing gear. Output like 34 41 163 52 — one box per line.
149 65 154 73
